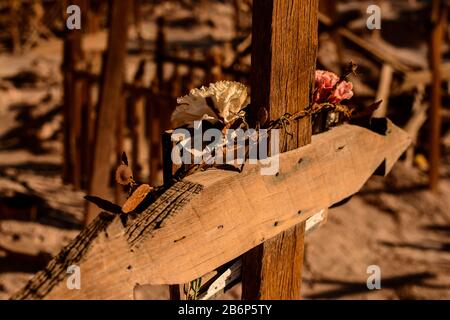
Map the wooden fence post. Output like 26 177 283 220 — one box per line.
62 0 84 187
241 0 318 300
81 61 95 190
429 0 446 192
85 0 130 224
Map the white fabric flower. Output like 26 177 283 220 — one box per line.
171 81 249 128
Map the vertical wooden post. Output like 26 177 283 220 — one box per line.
85 0 130 224
429 0 446 192
129 60 146 181
62 0 84 187
80 74 90 189
242 0 318 300
81 61 95 190
114 89 125 205
155 17 166 91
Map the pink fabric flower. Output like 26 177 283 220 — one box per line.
313 70 354 104
314 70 339 103
328 81 354 103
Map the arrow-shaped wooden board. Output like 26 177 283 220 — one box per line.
12 119 410 300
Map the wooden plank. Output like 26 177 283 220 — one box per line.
198 259 242 300
198 209 327 300
241 0 318 300
12 120 411 300
162 130 186 301
85 1 130 224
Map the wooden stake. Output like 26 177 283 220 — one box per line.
129 60 147 181
62 0 84 187
85 0 130 224
429 0 446 192
373 63 394 118
242 0 318 300
81 61 95 190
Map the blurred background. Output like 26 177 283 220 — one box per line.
1 0 450 299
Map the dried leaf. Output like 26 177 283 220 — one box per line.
122 184 154 214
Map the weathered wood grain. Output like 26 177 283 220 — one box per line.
12 120 410 299
243 0 319 300
197 209 327 300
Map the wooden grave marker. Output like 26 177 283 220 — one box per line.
12 0 411 300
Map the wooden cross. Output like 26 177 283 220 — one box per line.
11 0 411 300
241 0 318 300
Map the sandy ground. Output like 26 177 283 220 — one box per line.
1 0 450 300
